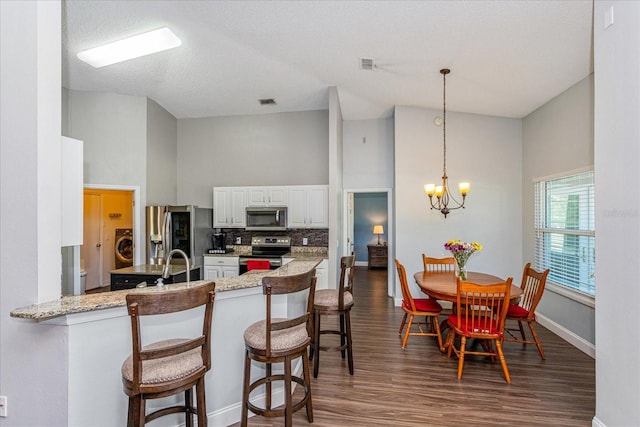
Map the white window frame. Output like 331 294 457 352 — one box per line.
533 167 595 306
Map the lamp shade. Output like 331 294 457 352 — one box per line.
373 225 384 235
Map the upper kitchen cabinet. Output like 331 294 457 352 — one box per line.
287 185 329 228
246 186 288 207
213 187 246 228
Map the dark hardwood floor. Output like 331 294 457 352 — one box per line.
234 266 595 426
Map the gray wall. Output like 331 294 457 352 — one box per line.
177 110 329 208
66 90 147 192
146 98 178 205
522 75 595 345
593 1 640 425
394 106 523 299
343 117 395 189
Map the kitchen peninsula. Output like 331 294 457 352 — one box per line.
11 258 325 427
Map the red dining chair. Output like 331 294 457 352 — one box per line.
395 259 444 351
445 276 513 383
505 263 550 359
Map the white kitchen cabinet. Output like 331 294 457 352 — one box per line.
246 186 288 207
213 187 246 228
203 256 239 279
314 259 328 290
287 185 329 228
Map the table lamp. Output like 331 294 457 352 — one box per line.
373 225 384 246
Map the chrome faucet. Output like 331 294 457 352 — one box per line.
161 249 191 283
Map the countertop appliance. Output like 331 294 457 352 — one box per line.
245 206 287 231
146 205 212 267
239 236 291 274
210 230 227 253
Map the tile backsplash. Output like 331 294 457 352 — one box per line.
217 228 328 247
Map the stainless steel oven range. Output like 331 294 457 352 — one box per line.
239 236 291 274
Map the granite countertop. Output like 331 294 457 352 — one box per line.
10 258 324 321
110 264 201 275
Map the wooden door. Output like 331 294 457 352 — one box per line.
82 193 103 290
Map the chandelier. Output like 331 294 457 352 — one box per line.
424 68 470 218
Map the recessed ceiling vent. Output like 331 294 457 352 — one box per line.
259 98 276 105
360 57 376 70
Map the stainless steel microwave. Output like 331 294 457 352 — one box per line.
245 207 288 231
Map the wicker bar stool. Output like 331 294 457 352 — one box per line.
121 282 216 427
241 270 316 427
312 254 355 378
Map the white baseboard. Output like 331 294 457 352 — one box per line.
536 312 595 359
355 261 368 267
592 416 606 427
207 358 303 426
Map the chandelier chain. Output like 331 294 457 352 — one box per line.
442 69 447 177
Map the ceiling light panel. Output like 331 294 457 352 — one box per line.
77 27 181 68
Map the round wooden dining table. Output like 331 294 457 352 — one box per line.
413 271 523 302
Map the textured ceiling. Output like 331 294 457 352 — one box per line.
62 0 593 120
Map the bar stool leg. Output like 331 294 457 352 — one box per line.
196 377 207 427
284 355 293 427
241 351 251 427
345 310 354 375
302 350 313 422
184 388 193 427
265 363 272 410
313 311 321 378
340 313 346 359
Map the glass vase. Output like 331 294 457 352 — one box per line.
455 262 468 281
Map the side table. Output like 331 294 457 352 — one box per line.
367 244 388 269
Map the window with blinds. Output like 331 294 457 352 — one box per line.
534 170 595 295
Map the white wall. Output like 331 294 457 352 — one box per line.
146 98 178 205
0 1 69 425
328 87 344 285
343 118 394 189
593 1 640 426
394 106 522 299
177 110 329 208
522 75 595 345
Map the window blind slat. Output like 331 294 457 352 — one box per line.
534 170 595 295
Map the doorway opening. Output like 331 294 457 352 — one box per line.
76 184 141 294
344 188 394 298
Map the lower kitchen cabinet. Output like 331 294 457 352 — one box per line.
314 259 328 290
204 256 239 279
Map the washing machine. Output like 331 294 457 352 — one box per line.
115 228 134 269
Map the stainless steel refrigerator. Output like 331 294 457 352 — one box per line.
146 205 213 267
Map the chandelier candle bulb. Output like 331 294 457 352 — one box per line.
435 186 444 197
459 182 470 196
424 184 436 196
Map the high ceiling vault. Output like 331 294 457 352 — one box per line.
62 0 593 120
